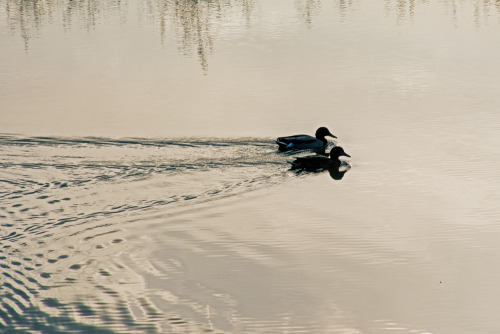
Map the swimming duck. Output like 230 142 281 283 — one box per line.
290 146 351 172
276 127 337 151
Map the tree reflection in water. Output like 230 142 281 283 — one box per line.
4 0 125 50
295 0 321 28
384 0 500 24
144 0 255 72
2 0 499 69
5 0 48 50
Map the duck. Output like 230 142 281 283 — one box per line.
290 146 351 172
276 127 337 151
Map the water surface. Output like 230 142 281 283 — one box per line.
1 0 500 333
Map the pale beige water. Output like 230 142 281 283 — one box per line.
1 0 500 333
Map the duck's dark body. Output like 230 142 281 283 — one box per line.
277 127 336 151
290 146 351 172
290 155 338 171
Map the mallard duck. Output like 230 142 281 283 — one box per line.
276 127 337 151
290 146 351 172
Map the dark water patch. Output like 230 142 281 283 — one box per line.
136 298 163 319
3 283 31 303
24 224 43 233
98 270 111 277
83 230 120 241
116 301 137 328
104 290 119 296
0 302 22 323
3 273 26 287
54 217 78 227
0 302 120 333
0 306 12 327
42 298 63 308
75 302 96 317
1 232 19 241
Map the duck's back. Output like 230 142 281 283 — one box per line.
276 134 322 150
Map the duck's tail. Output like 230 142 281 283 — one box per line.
288 159 302 170
276 140 293 151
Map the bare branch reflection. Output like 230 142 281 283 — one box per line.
145 0 218 72
385 0 417 22
384 0 500 25
4 0 125 50
5 0 51 50
335 0 356 19
241 0 255 26
295 0 321 28
61 0 127 31
469 0 500 26
143 0 254 72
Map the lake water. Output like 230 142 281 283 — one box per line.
1 0 500 333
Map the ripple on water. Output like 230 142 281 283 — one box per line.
0 135 299 332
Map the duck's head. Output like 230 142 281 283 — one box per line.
329 146 351 160
315 127 337 139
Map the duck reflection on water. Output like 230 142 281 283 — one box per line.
289 146 351 180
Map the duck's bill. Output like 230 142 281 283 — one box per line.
328 132 337 139
342 153 351 158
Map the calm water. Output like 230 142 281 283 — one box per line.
1 0 500 333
